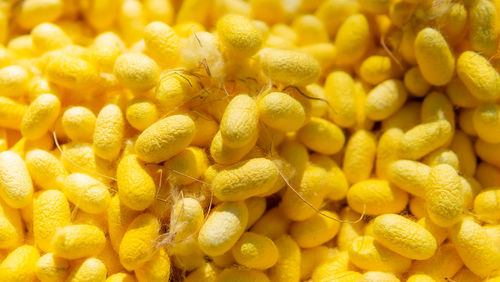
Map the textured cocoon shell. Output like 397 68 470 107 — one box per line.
0 151 33 208
220 94 259 149
457 51 500 102
51 224 106 260
117 154 156 211
217 14 263 57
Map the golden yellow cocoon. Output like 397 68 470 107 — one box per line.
297 117 345 155
46 55 99 90
21 93 61 140
334 13 370 66
135 114 195 163
473 103 500 144
114 53 159 92
66 257 107 282
51 224 106 260
0 197 23 250
35 253 70 282
0 65 29 98
217 14 262 57
387 160 430 198
343 129 377 184
89 32 125 72
93 104 125 161
324 71 356 128
166 146 208 185
348 235 411 273
198 201 248 256
218 268 270 282
0 151 33 208
446 77 480 109
399 119 453 160
170 197 204 244
457 51 500 102
259 48 320 86
365 79 408 121
232 232 279 270
220 94 259 149
0 97 28 130
0 245 39 282
63 173 111 214
31 23 71 52
347 179 408 215
33 190 70 253
135 247 171 282
451 217 500 278
62 106 96 142
107 195 140 252
210 130 257 165
290 210 340 248
144 21 179 67
117 154 156 211
426 168 463 228
25 149 65 190
474 189 500 221
259 92 307 132
372 214 437 260
414 27 455 86
268 235 301 282
469 0 498 57
213 158 279 201
404 67 431 98
125 97 159 131
119 213 160 271
408 243 463 280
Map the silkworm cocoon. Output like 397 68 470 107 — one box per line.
290 210 340 248
425 164 464 227
359 271 400 282
280 164 331 221
46 55 100 91
119 213 159 271
475 138 500 169
0 65 29 98
0 197 23 250
61 107 96 142
66 257 107 282
170 197 204 244
311 251 353 281
416 216 447 246
63 173 110 214
0 151 33 208
297 117 345 155
0 97 28 130
399 120 453 160
166 146 207 185
210 130 256 165
135 114 195 163
258 92 306 132
477 162 500 188
171 237 205 271
35 253 69 282
473 104 500 143
410 197 427 219
365 79 407 121
107 195 140 252
114 53 159 92
258 48 320 86
404 67 431 98
435 2 467 45
60 142 114 182
453 268 482 282
343 130 376 183
381 101 421 132
88 32 125 72
118 0 146 45
15 0 63 29
144 21 179 66
375 128 403 179
291 15 328 45
212 250 235 268
334 13 370 65
217 268 270 282
125 97 159 131
300 246 333 279
324 71 356 128
25 149 65 190
336 207 364 251
33 190 70 253
446 77 480 109
21 93 60 140
106 273 136 282
451 217 500 277
135 248 170 282
231 232 278 270
219 94 258 149
184 262 219 282
93 104 124 160
213 158 278 201
309 154 348 201
457 51 500 102
406 274 437 282
347 179 408 215
31 23 71 52
469 0 498 57
268 235 301 282
117 154 156 211
408 243 463 279
387 160 431 198
372 214 437 260
348 235 411 273
421 92 455 129
186 112 218 147
458 108 477 136
198 201 248 256
0 245 39 281
251 207 290 240
358 55 396 85
217 14 262 58
245 197 266 228
314 270 362 282
51 224 105 259
474 189 500 221
414 27 455 86
154 73 193 110
422 149 459 170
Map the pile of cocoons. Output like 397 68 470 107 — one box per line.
2 0 500 281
